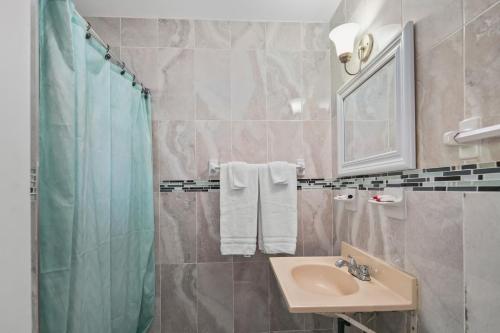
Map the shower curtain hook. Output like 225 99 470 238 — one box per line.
104 44 111 60
132 74 136 87
120 62 126 75
85 22 92 40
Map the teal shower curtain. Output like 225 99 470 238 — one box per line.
38 1 155 332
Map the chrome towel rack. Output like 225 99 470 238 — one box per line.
209 159 306 177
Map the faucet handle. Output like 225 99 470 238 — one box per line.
348 255 357 267
358 265 371 281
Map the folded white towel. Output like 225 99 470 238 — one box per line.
220 163 259 256
269 161 289 184
258 163 297 254
229 161 249 190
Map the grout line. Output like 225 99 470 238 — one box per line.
463 0 500 25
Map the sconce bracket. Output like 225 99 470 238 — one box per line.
358 33 374 62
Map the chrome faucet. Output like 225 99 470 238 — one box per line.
335 255 371 281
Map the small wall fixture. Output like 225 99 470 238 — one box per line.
329 23 374 75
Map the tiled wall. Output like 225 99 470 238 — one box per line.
333 191 500 333
330 0 500 173
329 1 500 332
86 17 336 333
85 17 333 181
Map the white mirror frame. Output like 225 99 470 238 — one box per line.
337 22 415 177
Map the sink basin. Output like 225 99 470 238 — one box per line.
270 242 417 313
291 264 359 297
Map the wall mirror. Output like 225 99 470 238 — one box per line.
337 22 415 176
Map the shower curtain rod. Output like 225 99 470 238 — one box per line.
85 21 151 97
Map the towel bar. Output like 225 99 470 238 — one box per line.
209 159 306 177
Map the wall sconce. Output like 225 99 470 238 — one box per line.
329 23 373 75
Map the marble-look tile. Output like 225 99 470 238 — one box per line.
197 263 234 333
157 121 196 180
194 49 230 120
196 192 231 263
161 264 197 333
231 22 266 49
465 3 500 125
159 19 194 48
302 51 331 120
266 51 302 120
302 190 333 256
195 121 231 178
149 264 162 333
269 271 305 331
158 48 194 121
405 191 464 333
233 261 270 333
304 314 334 330
266 22 302 50
121 18 158 47
348 190 377 253
376 312 410 333
332 190 351 255
231 50 267 120
268 121 303 163
86 17 121 47
120 48 159 90
402 0 462 56
480 134 500 162
302 23 330 50
464 0 500 22
195 20 231 49
159 192 196 264
416 31 463 168
464 193 500 332
331 115 339 178
231 121 267 163
303 121 332 179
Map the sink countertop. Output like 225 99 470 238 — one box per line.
269 243 417 313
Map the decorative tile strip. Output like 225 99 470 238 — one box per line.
160 161 500 193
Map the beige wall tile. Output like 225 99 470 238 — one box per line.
405 191 464 333
195 121 231 178
231 22 266 50
266 22 302 50
415 31 463 168
86 17 121 47
158 48 194 120
266 51 302 120
120 47 159 90
194 49 230 120
464 0 500 22
464 192 500 332
157 121 196 180
121 18 158 47
230 50 266 120
303 121 332 178
231 121 267 163
159 19 194 48
303 51 331 121
403 0 462 56
268 121 303 163
195 20 230 49
465 2 500 124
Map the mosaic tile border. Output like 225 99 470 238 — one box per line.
160 161 500 193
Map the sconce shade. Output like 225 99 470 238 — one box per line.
329 23 360 58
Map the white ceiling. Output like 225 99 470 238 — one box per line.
75 0 341 23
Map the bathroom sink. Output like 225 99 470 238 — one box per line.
270 242 417 313
291 264 359 297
